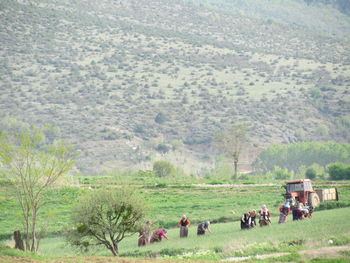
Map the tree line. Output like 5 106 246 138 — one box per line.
252 142 350 173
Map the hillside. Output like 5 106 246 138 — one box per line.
0 0 349 173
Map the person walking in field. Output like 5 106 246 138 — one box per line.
249 210 257 228
178 215 191 238
138 220 152 246
150 229 169 243
259 205 271 226
278 203 290 224
197 221 211 235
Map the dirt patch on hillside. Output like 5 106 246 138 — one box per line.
299 245 350 259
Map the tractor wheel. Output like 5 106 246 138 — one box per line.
309 192 320 207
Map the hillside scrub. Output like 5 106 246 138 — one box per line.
0 0 349 174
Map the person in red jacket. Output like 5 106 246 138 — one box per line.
150 229 169 243
178 215 191 238
278 203 290 224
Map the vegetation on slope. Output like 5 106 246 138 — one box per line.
0 0 349 174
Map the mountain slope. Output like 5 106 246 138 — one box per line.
0 0 349 173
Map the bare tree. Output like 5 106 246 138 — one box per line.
0 127 75 252
215 124 249 180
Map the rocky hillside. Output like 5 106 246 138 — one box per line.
0 0 349 174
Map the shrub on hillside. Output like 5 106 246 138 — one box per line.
154 112 167 124
153 161 175 177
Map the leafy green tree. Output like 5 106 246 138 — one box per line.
68 189 147 256
215 124 249 180
327 163 350 180
153 160 175 177
305 167 317 180
0 127 75 252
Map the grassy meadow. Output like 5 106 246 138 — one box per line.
1 173 350 262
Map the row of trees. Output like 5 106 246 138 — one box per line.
252 142 350 173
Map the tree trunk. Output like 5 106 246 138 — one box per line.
110 244 119 256
233 160 238 180
109 238 119 256
30 209 37 252
14 230 24 251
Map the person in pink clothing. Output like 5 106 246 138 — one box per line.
150 229 169 243
259 205 271 226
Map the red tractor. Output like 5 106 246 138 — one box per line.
283 179 338 208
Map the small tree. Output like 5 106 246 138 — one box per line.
153 160 175 177
215 124 249 180
305 167 317 180
68 189 147 256
0 127 75 252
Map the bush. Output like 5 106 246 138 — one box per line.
155 143 170 154
273 166 292 180
155 112 167 124
327 163 350 180
153 161 175 177
305 167 317 179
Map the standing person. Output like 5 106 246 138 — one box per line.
178 215 191 238
150 229 169 243
259 205 271 226
138 220 152 246
197 221 211 235
278 203 290 224
249 210 257 228
240 213 251 230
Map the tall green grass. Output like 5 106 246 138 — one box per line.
35 207 350 260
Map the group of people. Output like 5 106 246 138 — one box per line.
138 215 211 247
139 203 314 246
241 203 313 230
240 205 270 229
178 215 212 236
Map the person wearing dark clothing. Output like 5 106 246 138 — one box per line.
240 213 251 230
249 210 257 228
292 206 303 221
197 221 211 235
